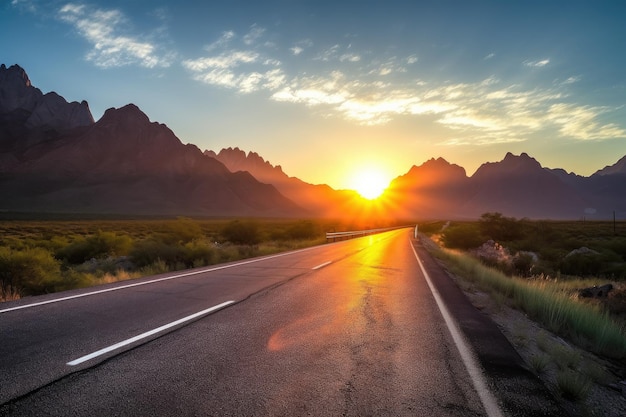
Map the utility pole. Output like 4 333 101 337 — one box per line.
614 210 616 235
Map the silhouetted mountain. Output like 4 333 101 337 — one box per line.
2 64 625 220
386 158 470 219
593 155 626 176
205 147 366 219
584 156 626 218
461 152 588 219
0 65 304 217
0 64 93 130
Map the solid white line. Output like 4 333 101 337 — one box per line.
67 300 235 366
1 245 323 314
312 261 332 270
409 240 504 417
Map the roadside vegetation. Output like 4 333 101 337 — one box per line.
0 217 349 301
419 214 626 412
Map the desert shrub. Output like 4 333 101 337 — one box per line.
479 212 524 241
556 370 591 401
0 247 63 296
181 240 216 267
529 354 551 374
161 217 204 244
221 220 260 245
138 259 170 276
606 238 626 261
513 252 536 277
441 223 483 249
282 220 319 240
56 231 133 264
559 253 603 277
130 239 185 268
130 238 216 270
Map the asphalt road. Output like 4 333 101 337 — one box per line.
0 229 563 416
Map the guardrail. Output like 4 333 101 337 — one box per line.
326 225 414 242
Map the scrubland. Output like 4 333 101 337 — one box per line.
422 214 626 415
0 217 346 301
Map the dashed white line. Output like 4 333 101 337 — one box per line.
409 240 504 417
312 261 332 270
67 301 235 366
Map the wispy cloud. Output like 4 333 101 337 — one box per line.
57 3 174 68
183 26 284 94
186 29 624 142
243 24 265 45
524 58 550 68
546 103 626 140
290 39 313 56
11 0 37 13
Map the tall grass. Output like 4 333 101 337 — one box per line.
433 247 626 359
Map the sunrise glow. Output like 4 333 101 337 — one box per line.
349 168 390 200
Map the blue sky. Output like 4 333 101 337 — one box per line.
3 0 626 189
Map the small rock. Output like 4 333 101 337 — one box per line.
578 283 613 298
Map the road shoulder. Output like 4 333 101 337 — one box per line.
411 237 566 417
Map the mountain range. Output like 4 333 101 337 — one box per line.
1 63 625 220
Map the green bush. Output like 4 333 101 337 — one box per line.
162 217 204 244
441 223 484 249
56 231 133 264
182 240 216 267
559 253 603 277
221 220 260 245
285 220 319 240
513 252 536 277
130 238 216 270
479 212 524 241
556 370 591 401
130 239 185 268
0 247 63 296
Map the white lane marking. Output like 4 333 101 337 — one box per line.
1 245 323 314
312 261 332 270
67 301 235 366
409 240 504 417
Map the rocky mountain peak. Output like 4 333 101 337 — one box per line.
0 63 94 129
0 64 31 87
403 157 467 183
0 63 41 114
503 152 542 170
207 147 288 180
101 104 150 126
474 152 543 179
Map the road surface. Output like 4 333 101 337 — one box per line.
0 229 562 416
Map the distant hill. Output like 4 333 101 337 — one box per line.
386 152 625 220
0 64 305 217
1 63 625 220
207 147 626 220
205 147 365 219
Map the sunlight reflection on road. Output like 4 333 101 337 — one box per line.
266 236 393 352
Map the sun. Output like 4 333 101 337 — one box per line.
349 168 390 200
